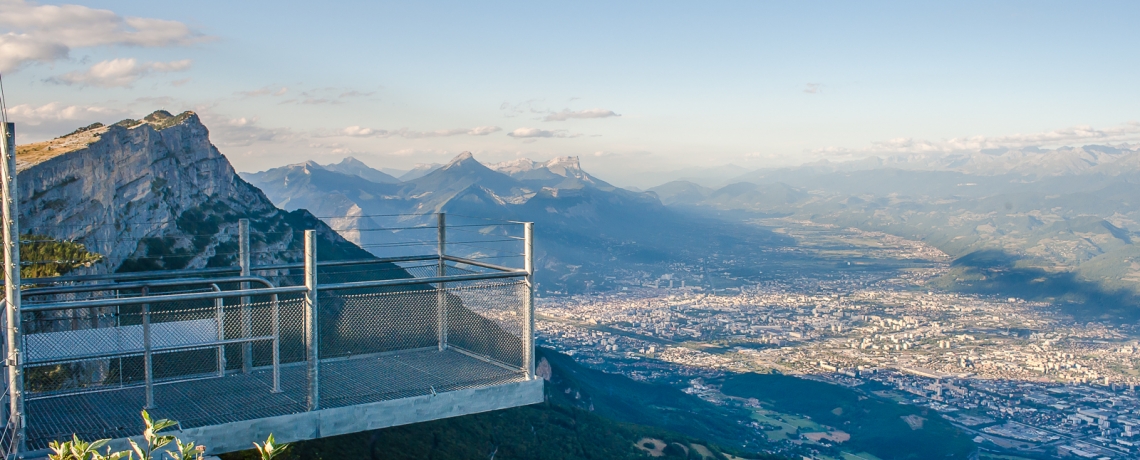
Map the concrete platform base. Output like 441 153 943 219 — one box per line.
77 378 543 457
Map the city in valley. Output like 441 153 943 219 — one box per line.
537 219 1140 459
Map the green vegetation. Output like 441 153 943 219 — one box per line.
220 402 779 460
219 348 784 460
537 348 763 450
20 234 103 279
49 410 284 460
721 373 976 460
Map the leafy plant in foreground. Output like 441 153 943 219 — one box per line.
46 410 286 460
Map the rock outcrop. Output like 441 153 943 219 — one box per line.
15 110 369 275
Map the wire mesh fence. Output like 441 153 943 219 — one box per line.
21 296 291 398
6 214 534 453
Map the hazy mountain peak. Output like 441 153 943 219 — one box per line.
489 158 542 174
443 151 479 169
323 156 400 183
398 163 443 181
337 156 367 167
544 156 583 177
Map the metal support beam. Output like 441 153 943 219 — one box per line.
142 287 154 409
523 222 535 379
1 122 25 453
239 219 252 373
437 213 447 351
216 296 226 377
304 230 319 411
271 293 280 393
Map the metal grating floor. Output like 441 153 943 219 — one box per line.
25 349 526 451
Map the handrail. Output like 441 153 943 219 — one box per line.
21 286 308 312
443 255 518 273
24 335 278 366
10 256 441 287
22 269 527 310
320 270 527 292
22 276 277 297
18 266 240 286
252 255 438 272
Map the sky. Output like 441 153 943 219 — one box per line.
1 0 1139 186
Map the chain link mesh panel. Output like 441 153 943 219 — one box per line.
21 296 294 398
17 260 532 450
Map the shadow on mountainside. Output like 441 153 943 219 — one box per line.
932 249 1140 322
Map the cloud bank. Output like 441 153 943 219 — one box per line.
0 0 204 72
814 122 1140 156
507 127 580 139
47 58 192 87
543 108 621 122
338 125 502 138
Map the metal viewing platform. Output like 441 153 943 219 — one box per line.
7 218 542 457
0 124 542 458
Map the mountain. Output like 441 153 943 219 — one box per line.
15 110 382 275
245 152 794 293
322 156 401 183
650 181 807 212
489 156 614 190
398 163 442 181
612 164 751 190
653 158 1140 319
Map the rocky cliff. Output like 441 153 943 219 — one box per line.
15 110 369 276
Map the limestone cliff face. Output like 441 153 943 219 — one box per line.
14 110 366 275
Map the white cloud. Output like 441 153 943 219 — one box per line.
507 127 579 139
804 83 821 94
0 32 67 72
194 111 295 147
3 102 130 140
47 58 192 87
543 108 621 122
341 126 387 137
7 102 126 124
337 125 501 138
814 121 1140 156
0 0 204 72
237 86 289 98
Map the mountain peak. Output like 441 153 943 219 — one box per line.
544 156 582 176
443 151 479 169
301 160 324 172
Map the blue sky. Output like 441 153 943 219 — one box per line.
1 0 1138 185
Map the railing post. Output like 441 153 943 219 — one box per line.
1 121 26 453
523 222 535 379
0 121 23 453
240 218 252 373
215 296 225 377
304 230 319 410
437 213 447 351
270 293 280 393
142 287 154 409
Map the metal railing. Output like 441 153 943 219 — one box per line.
1 210 535 453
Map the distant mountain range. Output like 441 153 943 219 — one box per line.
243 153 791 293
648 159 1140 318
